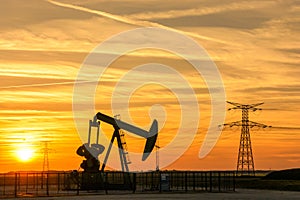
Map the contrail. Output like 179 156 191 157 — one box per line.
0 80 96 89
46 0 231 45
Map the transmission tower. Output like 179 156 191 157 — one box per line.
223 101 271 176
41 141 52 172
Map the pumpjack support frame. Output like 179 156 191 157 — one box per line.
96 112 158 172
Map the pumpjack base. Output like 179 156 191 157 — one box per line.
70 171 135 192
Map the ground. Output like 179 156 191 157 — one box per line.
6 189 300 200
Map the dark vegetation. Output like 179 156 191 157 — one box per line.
236 168 300 191
263 168 300 180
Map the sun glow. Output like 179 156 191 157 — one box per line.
16 147 34 162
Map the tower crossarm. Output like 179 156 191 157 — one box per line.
247 121 272 128
223 120 242 127
223 120 271 128
249 102 264 108
227 101 264 111
226 101 243 107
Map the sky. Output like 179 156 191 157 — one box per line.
0 0 299 172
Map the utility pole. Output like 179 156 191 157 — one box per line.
155 144 160 171
223 101 271 176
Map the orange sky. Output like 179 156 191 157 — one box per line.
0 0 299 172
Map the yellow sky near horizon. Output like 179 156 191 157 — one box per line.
0 0 299 172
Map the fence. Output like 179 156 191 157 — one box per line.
0 171 235 198
136 171 235 192
0 172 78 198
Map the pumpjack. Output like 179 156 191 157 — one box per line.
76 112 158 190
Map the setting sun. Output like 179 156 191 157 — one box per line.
16 148 34 162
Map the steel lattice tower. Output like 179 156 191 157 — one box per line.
223 101 271 176
41 141 51 172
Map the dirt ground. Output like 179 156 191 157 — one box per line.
6 189 300 200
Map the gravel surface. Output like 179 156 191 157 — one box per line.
5 189 300 200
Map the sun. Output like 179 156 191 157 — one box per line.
16 148 34 162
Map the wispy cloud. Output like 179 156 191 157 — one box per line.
126 1 276 20
46 0 231 45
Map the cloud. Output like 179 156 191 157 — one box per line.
237 85 300 93
0 0 93 30
127 1 276 21
46 0 231 45
272 126 300 130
